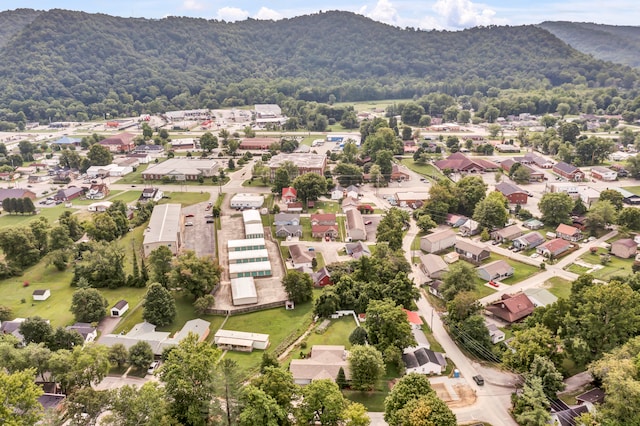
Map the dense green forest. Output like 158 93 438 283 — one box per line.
539 21 640 69
0 9 638 123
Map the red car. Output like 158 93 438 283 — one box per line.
488 280 499 288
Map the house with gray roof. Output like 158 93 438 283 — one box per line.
455 240 490 264
402 347 447 375
491 224 525 243
512 232 545 250
419 254 449 280
477 260 514 281
275 225 303 238
274 213 300 226
289 345 350 385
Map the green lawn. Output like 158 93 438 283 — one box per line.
221 300 315 376
622 186 640 196
566 264 591 275
343 363 401 411
298 316 357 351
70 190 124 206
486 253 542 285
420 322 444 353
301 218 312 240
400 159 445 182
313 252 325 270
574 247 635 280
109 190 144 204
411 234 423 251
113 164 151 184
242 178 270 187
307 200 340 214
545 277 572 299
0 205 71 229
333 98 411 112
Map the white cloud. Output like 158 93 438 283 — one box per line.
182 0 206 11
254 7 284 21
432 0 498 29
216 7 249 22
361 0 402 26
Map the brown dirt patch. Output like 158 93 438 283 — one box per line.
431 383 451 401
447 384 477 408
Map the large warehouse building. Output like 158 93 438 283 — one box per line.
230 277 258 305
143 204 183 256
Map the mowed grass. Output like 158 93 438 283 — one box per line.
0 224 148 328
400 159 445 182
575 247 634 280
158 191 210 206
544 277 572 300
299 316 357 350
0 205 71 229
622 186 640 196
222 300 315 376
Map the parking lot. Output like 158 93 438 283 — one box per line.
181 201 216 258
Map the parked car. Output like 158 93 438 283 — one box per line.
147 361 159 375
185 214 195 218
206 220 214 224
204 214 214 218
185 222 194 226
488 281 499 288
491 240 500 245
364 220 373 225
473 375 484 386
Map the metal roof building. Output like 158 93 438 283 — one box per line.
228 261 272 278
143 204 182 256
230 277 258 305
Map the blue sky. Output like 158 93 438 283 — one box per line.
8 0 640 30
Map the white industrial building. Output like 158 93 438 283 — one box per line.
143 204 182 256
228 249 269 264
244 222 265 239
141 158 219 181
230 277 258 305
230 193 265 209
242 209 262 224
228 238 266 252
228 261 272 278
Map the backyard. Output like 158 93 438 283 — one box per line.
565 247 634 280
400 159 445 182
544 277 572 300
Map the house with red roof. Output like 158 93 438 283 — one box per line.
310 213 336 226
537 238 573 258
485 293 535 323
404 309 423 329
281 187 297 203
556 223 583 242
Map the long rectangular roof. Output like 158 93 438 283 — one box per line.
143 204 181 246
228 238 266 248
228 249 269 261
231 277 258 300
228 261 272 274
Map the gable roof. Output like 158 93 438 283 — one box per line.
310 213 336 223
434 152 498 172
312 267 331 284
420 253 449 275
455 240 489 256
478 259 513 277
516 232 545 245
422 229 456 244
289 244 314 264
554 161 580 174
495 181 526 196
576 388 605 405
486 293 535 323
556 223 579 235
113 299 128 310
612 238 637 249
289 345 350 382
402 347 446 369
493 224 524 239
539 238 572 254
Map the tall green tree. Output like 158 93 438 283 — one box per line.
87 143 113 165
103 383 171 426
250 366 299 415
128 341 154 370
70 288 108 323
348 345 385 391
282 269 314 304
19 316 53 345
160 333 221 425
441 262 476 301
143 283 176 327
169 251 222 299
384 373 436 426
395 394 457 426
365 299 415 355
455 176 487 216
48 344 111 394
538 192 573 226
296 379 347 426
293 172 327 205
238 385 287 426
0 368 43 425
473 191 508 230
148 245 173 288
375 207 410 250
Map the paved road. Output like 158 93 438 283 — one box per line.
402 220 519 426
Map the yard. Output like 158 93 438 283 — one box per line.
220 300 315 376
567 247 634 280
157 191 210 206
400 159 445 182
0 204 70 229
544 277 572 300
622 186 640 196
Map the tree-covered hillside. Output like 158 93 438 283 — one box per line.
0 9 638 122
539 21 640 68
0 8 41 48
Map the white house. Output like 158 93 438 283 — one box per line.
402 347 447 375
111 300 129 317
32 289 51 301
230 193 264 209
214 329 270 352
66 323 98 344
330 186 344 200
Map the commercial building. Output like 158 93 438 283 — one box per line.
228 238 266 252
230 277 258 305
228 249 269 264
345 208 367 241
495 182 528 204
228 261 272 278
142 158 219 181
420 229 457 253
98 132 136 153
230 193 265 209
143 204 182 256
267 153 327 179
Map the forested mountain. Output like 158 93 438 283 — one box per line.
0 8 41 48
539 21 640 68
0 9 638 122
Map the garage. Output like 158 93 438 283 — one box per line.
230 277 258 305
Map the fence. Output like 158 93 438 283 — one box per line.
205 300 286 316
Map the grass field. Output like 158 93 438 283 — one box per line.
622 186 640 196
544 277 572 299
400 159 446 182
571 247 634 280
298 316 357 350
0 205 70 229
221 300 315 376
158 191 210 206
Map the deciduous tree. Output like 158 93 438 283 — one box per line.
441 262 476 301
129 341 154 370
0 368 43 425
103 382 171 426
538 192 573 226
70 288 108 323
348 344 385 391
365 298 415 355
148 245 173 288
282 269 314 304
143 283 176 327
169 251 222 299
384 373 436 426
395 393 457 426
296 379 347 426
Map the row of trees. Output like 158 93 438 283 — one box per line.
1 197 36 215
